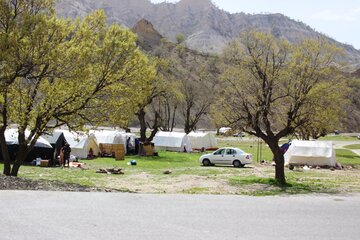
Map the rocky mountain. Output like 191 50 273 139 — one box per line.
56 0 360 69
131 19 163 51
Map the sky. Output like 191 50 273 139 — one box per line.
150 0 360 50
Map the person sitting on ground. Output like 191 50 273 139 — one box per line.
87 148 94 159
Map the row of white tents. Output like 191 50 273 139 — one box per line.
54 129 136 159
153 133 338 167
153 131 218 152
2 129 338 167
2 129 136 160
3 128 216 159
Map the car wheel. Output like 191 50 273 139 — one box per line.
233 160 244 168
202 159 211 166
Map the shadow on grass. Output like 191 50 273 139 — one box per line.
337 153 360 160
229 176 337 196
201 165 253 169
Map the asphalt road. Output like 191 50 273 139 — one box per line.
0 191 359 240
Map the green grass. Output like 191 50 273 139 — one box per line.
319 135 359 141
343 144 360 150
228 176 336 196
1 138 359 195
182 187 210 194
82 151 201 172
335 149 360 167
16 151 202 186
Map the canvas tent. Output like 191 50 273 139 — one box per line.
123 132 136 154
55 130 100 159
42 132 67 166
187 132 217 150
153 132 192 152
90 130 124 145
284 140 336 167
90 130 136 154
2 129 53 162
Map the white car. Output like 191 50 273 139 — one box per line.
199 147 252 168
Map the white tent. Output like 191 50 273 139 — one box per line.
90 130 136 154
284 140 336 167
90 130 125 144
123 132 136 153
187 132 217 150
4 129 54 163
5 129 52 148
153 131 192 152
55 130 100 159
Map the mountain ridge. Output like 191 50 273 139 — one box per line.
56 0 360 69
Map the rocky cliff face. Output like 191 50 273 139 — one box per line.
131 19 163 51
56 0 360 69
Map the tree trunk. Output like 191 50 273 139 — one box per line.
274 151 286 185
0 128 11 176
147 112 160 142
10 144 28 177
137 108 147 142
170 106 177 132
183 101 192 134
267 140 286 185
10 161 21 177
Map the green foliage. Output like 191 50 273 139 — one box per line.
0 0 155 175
136 36 221 137
221 31 346 139
219 30 348 184
175 34 186 44
346 77 360 132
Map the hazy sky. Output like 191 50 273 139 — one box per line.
150 0 360 49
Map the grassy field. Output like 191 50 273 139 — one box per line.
343 144 360 150
2 138 360 196
319 135 359 141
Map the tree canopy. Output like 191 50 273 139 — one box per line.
220 30 348 184
0 0 155 176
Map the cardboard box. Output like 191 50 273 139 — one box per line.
40 160 49 167
114 144 125 160
143 145 154 156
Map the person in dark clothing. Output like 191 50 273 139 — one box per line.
60 143 71 167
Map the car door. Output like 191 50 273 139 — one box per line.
211 148 226 164
223 148 237 164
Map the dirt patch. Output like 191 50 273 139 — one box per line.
2 163 359 195
0 175 110 192
125 174 240 194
